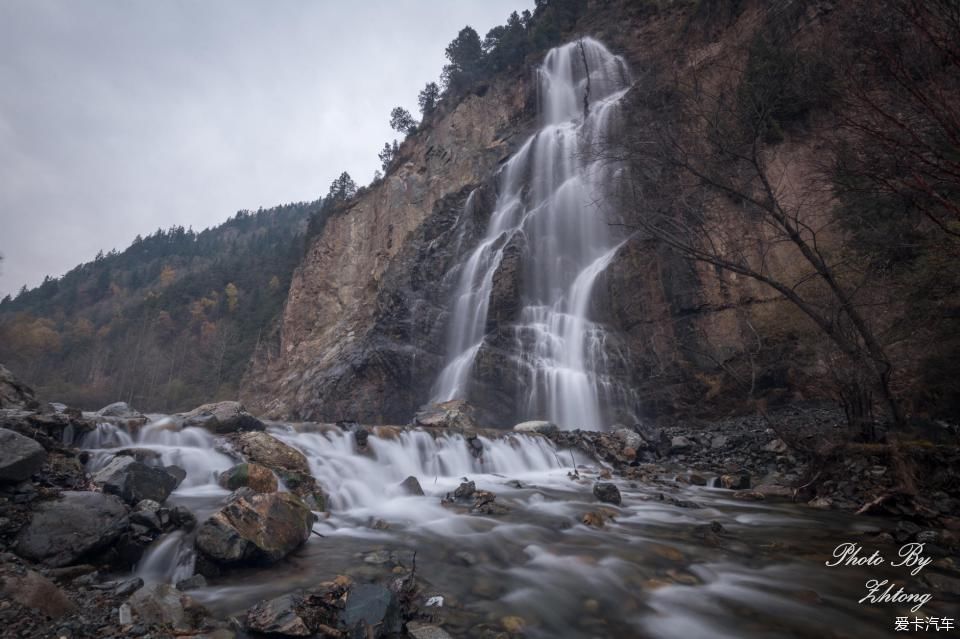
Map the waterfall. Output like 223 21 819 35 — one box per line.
433 38 635 431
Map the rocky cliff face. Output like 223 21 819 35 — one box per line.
243 71 535 422
244 1 870 426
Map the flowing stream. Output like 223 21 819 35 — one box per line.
433 38 638 431
78 419 934 639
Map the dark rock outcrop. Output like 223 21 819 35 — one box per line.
195 492 314 571
0 428 46 482
15 491 129 566
398 475 424 496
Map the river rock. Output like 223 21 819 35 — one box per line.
231 431 326 509
453 480 475 501
101 461 185 504
513 420 559 435
613 428 643 452
593 482 622 505
0 363 38 410
181 401 265 434
127 582 204 631
195 492 314 570
16 491 129 566
0 569 77 618
413 400 479 432
0 428 46 482
342 583 401 637
246 593 312 636
398 475 424 496
218 462 278 493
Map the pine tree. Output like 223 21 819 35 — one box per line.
442 26 485 93
418 82 440 116
389 107 418 135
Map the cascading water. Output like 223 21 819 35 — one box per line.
432 38 637 431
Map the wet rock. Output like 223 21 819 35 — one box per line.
512 420 559 435
218 462 278 493
101 461 184 505
763 438 789 454
413 400 479 432
0 363 39 410
684 472 707 486
452 480 476 501
246 593 312 636
171 504 197 530
710 435 729 449
231 431 326 509
471 490 509 515
176 574 208 591
0 428 46 482
343 583 401 637
466 435 484 459
91 456 136 484
180 401 265 434
135 498 161 512
130 509 162 532
718 473 751 490
670 436 693 453
501 615 526 633
16 491 129 566
407 621 454 639
0 569 77 618
398 475 424 496
582 509 616 528
754 483 794 498
593 482 622 505
127 582 204 631
195 492 314 571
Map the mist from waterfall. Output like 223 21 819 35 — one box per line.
433 38 635 431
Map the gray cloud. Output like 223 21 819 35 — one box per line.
0 0 530 297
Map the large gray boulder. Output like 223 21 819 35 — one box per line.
230 431 325 509
195 492 314 571
99 459 185 505
16 491 129 566
180 401 264 434
127 582 205 632
0 428 46 482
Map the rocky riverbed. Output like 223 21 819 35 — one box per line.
1 367 959 638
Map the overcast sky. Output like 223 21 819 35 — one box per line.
0 0 531 298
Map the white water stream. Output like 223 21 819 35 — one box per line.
433 38 637 431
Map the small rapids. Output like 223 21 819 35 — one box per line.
78 417 928 638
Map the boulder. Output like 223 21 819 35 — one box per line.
413 400 479 432
195 492 314 570
593 482 622 506
342 583 401 637
246 593 312 636
0 363 38 410
398 475 424 496
0 569 77 618
452 480 476 501
0 428 46 482
231 432 325 509
613 428 643 452
512 420 559 435
127 582 205 631
16 491 129 566
670 436 694 453
91 456 135 484
218 463 278 493
180 401 265 434
101 461 185 505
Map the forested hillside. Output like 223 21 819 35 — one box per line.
0 201 319 410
